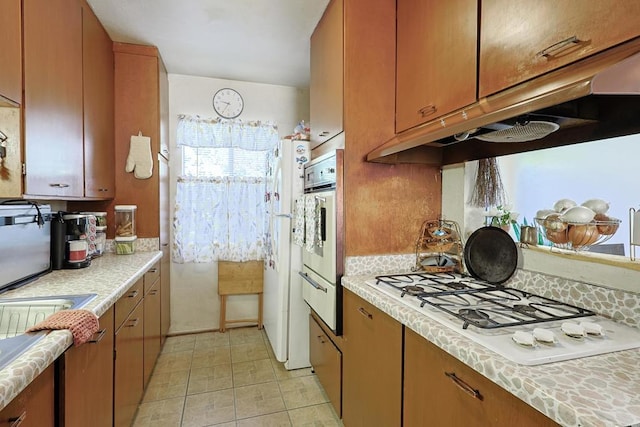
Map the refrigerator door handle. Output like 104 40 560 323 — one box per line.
298 271 327 293
275 213 293 219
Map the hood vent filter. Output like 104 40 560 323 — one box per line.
474 120 560 143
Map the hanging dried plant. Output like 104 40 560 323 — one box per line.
468 158 506 208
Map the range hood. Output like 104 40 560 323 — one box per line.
368 38 640 165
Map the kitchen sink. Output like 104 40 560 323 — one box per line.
0 294 97 370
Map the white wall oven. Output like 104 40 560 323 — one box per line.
300 150 343 334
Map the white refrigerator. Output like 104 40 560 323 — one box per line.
264 138 310 370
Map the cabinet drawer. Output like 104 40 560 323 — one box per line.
404 328 558 426
115 277 143 330
309 314 342 417
143 261 160 294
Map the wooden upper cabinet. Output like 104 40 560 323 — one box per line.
82 3 115 199
396 0 478 133
23 0 84 198
0 0 22 105
113 44 162 238
309 0 344 148
479 0 640 97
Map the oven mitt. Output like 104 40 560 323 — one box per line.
125 132 153 179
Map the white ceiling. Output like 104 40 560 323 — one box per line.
86 0 330 88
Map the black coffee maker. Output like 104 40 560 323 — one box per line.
51 213 91 269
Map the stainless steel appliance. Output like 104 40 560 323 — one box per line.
300 150 344 334
0 203 52 292
366 272 640 365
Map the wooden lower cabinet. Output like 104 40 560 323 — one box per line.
404 328 558 426
342 289 402 427
309 314 342 417
114 300 144 427
143 277 161 387
58 307 114 427
0 364 54 427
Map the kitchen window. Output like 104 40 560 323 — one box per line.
497 134 636 256
173 115 278 263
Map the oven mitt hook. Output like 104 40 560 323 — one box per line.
126 131 153 179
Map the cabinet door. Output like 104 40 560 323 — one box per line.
0 0 22 104
82 3 115 199
479 0 640 97
404 328 559 427
60 307 114 427
342 289 402 427
23 0 84 197
159 155 171 343
309 0 343 147
143 278 161 388
114 301 144 427
309 314 342 416
0 364 54 427
396 0 477 133
160 244 171 344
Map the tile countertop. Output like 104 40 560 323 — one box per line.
343 275 640 427
0 251 162 412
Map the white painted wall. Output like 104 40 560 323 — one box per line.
442 135 640 294
167 74 309 334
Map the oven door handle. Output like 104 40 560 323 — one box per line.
298 271 327 293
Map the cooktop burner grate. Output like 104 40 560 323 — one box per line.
375 273 595 330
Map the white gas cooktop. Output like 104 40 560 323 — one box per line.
365 272 640 366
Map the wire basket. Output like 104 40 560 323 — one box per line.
535 216 621 251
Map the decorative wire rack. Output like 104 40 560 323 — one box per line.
413 219 464 273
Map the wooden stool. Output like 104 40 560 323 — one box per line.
217 260 264 333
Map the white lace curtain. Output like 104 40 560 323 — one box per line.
173 115 278 263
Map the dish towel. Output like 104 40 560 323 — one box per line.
304 194 322 252
26 309 99 346
125 131 153 179
293 195 306 247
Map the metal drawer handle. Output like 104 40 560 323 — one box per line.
149 290 159 296
148 268 158 273
358 307 372 319
49 183 70 188
445 372 483 400
128 290 139 298
89 328 107 343
9 411 27 427
418 104 437 117
126 318 140 328
536 35 580 57
98 188 109 192
317 335 326 344
298 271 327 293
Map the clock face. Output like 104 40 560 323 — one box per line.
213 88 244 119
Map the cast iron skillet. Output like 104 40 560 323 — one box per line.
464 226 518 285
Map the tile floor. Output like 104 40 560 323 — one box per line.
133 327 343 427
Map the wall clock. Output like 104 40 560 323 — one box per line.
213 88 244 119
